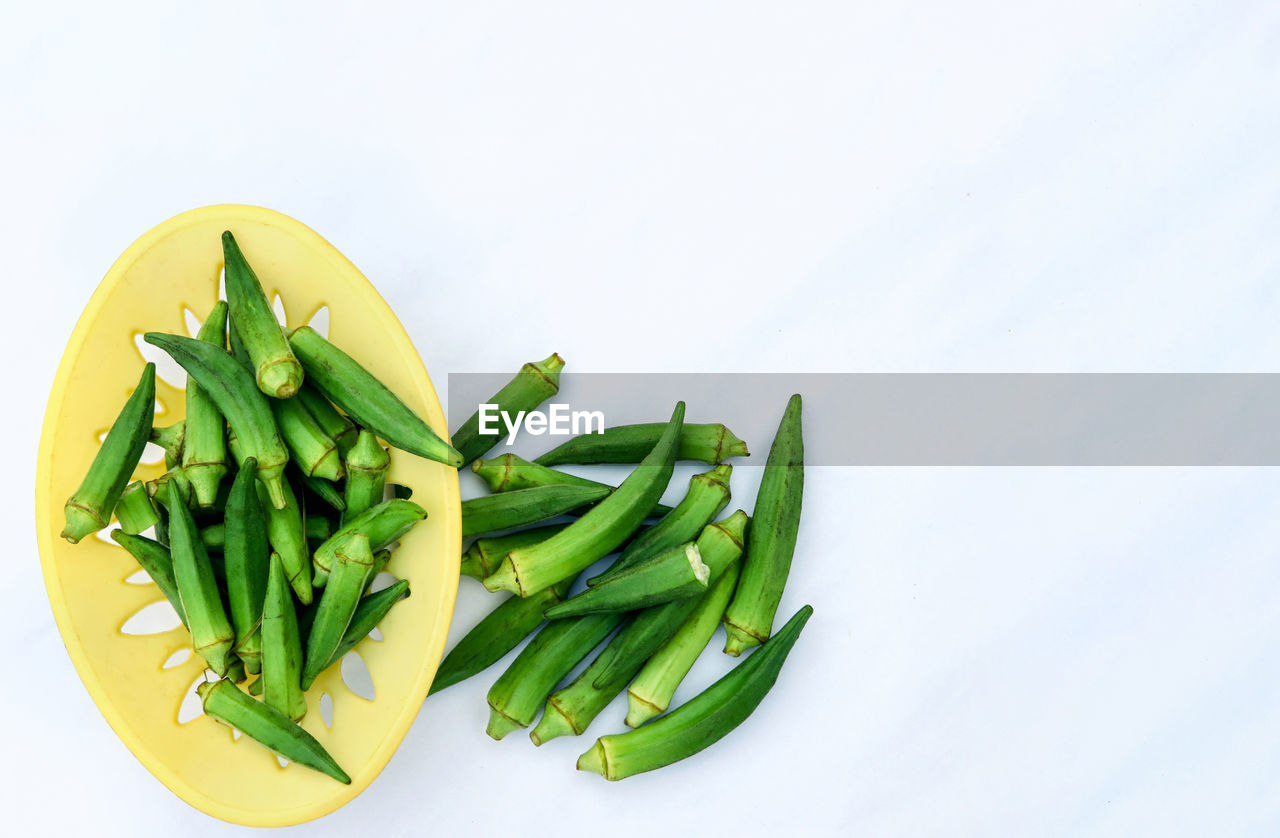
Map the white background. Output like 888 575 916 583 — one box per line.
4 1 1280 835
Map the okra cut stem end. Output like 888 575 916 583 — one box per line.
722 623 765 657
60 503 104 544
576 740 616 780
258 357 304 400
529 697 579 746
486 706 527 741
624 693 664 730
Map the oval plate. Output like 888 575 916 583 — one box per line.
35 205 460 826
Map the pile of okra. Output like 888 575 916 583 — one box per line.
437 358 812 781
61 231 466 784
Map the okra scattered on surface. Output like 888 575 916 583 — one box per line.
535 421 749 467
461 484 609 539
543 542 709 620
451 352 565 467
460 524 570 581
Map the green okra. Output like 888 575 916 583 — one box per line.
626 559 742 728
544 542 709 620
485 402 684 598
578 604 812 780
588 463 732 586
528 511 747 743
470 454 673 516
149 421 185 470
271 395 344 481
146 467 194 510
238 630 262 676
262 553 307 722
224 459 269 668
200 515 330 552
142 332 290 509
460 524 571 581
450 352 565 467
256 475 312 605
221 230 305 399
724 394 803 656
114 480 159 535
297 383 359 456
429 575 574 696
302 533 375 690
197 679 349 784
295 468 346 513
485 611 625 740
461 484 609 540
323 578 410 670
109 530 186 629
342 430 390 523
61 363 156 543
162 483 233 676
183 302 229 507
288 325 463 467
310 498 426 586
535 421 748 468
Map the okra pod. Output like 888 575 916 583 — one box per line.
224 459 269 666
322 578 410 670
109 530 186 628
450 352 565 466
288 325 463 467
724 394 803 656
296 383 359 456
149 421 185 470
535 421 748 467
588 463 732 586
256 475 312 605
61 362 156 543
470 454 673 516
113 480 159 535
459 524 570 581
197 679 348 784
271 395 344 481
428 576 574 695
295 468 346 513
302 533 375 690
342 430 389 522
162 483 233 676
142 332 290 509
485 611 624 740
183 302 229 507
261 553 307 722
310 498 426 586
544 543 708 619
485 402 684 597
626 559 741 727
200 515 330 552
461 484 609 540
221 230 305 399
578 604 812 780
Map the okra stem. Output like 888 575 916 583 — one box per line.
113 480 159 535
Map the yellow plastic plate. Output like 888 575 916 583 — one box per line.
35 205 460 826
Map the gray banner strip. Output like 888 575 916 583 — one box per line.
444 374 1280 466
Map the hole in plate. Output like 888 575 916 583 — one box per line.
277 755 290 768
367 626 384 642
368 571 397 594
217 265 227 302
162 648 192 669
319 692 334 728
134 333 187 389
177 671 213 724
121 600 183 635
340 652 376 701
125 568 154 585
388 483 413 500
231 728 242 741
139 440 166 465
272 293 287 327
183 307 201 338
95 521 122 545
307 305 330 338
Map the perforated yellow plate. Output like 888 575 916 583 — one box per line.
35 205 460 826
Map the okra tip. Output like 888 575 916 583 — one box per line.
485 706 526 741
528 699 578 746
576 740 614 780
60 503 103 543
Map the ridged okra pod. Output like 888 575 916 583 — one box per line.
485 611 624 740
450 352 565 466
724 394 803 656
471 454 672 516
544 542 709 619
61 363 156 543
109 530 186 628
224 459 269 671
535 421 748 467
297 383 358 456
460 524 570 580
626 559 741 727
197 679 348 784
342 430 390 522
322 578 410 670
302 533 375 690
183 302 229 507
201 515 330 552
311 498 426 586
288 325 463 467
142 332 290 509
113 480 159 536
485 402 684 597
162 484 233 676
261 553 307 722
429 576 574 695
271 395 344 481
221 230 305 399
149 421 185 470
578 604 812 780
589 463 732 586
256 475 312 605
462 484 608 540
530 512 747 742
